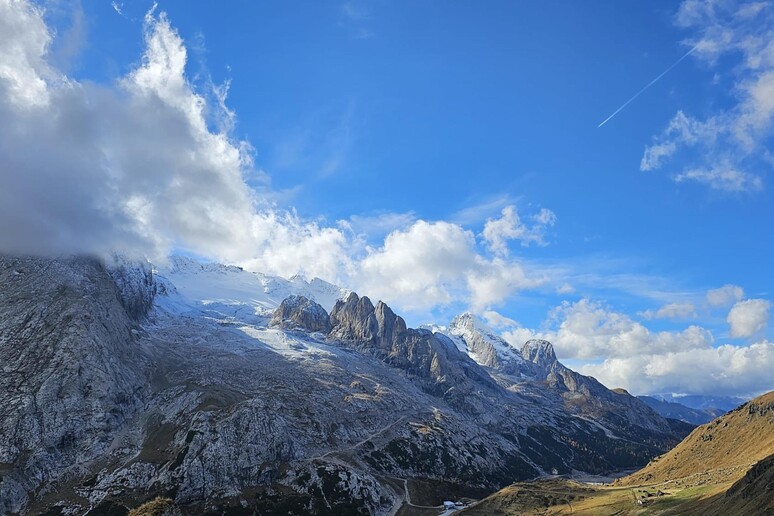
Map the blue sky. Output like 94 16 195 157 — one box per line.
1 0 773 397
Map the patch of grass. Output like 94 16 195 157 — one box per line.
127 498 173 516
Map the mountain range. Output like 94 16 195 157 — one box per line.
636 396 726 426
0 255 715 514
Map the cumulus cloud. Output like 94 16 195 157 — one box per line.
0 2 365 287
0 2 262 263
580 340 774 397
482 310 519 329
640 302 697 320
707 284 745 307
502 299 713 360
496 296 774 396
728 298 772 337
356 220 542 311
641 2 774 192
481 205 556 255
0 1 549 315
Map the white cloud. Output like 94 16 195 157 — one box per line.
345 211 416 241
707 284 745 307
0 0 57 106
502 299 713 360
675 164 764 192
640 302 697 320
728 298 772 337
556 283 575 295
640 111 721 171
356 220 542 311
580 340 774 397
0 2 548 315
642 2 774 192
481 205 556 255
0 3 257 261
482 310 519 329
466 258 540 310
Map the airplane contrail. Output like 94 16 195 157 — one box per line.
597 45 698 128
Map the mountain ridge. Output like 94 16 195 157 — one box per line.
0 255 688 515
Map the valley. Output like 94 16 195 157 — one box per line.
459 392 774 515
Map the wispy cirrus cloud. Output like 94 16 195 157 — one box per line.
642 1 774 193
640 302 697 320
338 1 375 39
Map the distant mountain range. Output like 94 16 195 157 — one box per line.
647 393 747 412
0 255 689 515
637 396 726 425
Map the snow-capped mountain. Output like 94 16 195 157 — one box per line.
0 255 687 515
445 312 529 373
154 255 349 319
439 310 676 438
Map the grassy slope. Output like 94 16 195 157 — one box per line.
461 391 774 515
618 391 774 487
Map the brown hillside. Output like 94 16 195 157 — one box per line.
618 390 774 487
682 452 774 516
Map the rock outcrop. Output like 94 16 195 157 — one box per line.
449 313 503 369
328 294 499 404
0 256 150 514
521 339 557 370
269 295 331 333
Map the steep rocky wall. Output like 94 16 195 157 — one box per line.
0 256 150 514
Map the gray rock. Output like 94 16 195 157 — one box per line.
0 256 687 515
0 256 149 514
521 339 557 370
269 295 331 333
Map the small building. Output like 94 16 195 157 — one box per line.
443 501 456 509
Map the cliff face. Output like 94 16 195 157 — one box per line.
0 256 152 513
329 293 408 351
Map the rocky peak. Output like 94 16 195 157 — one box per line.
449 312 476 333
448 313 501 369
270 295 331 333
105 254 157 321
374 300 407 345
329 293 407 352
521 339 557 370
329 293 378 343
446 312 531 373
